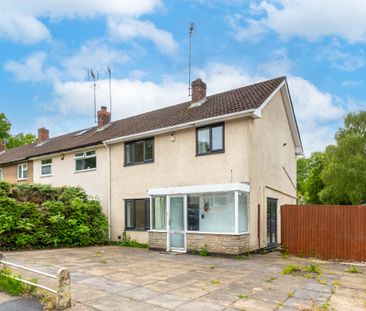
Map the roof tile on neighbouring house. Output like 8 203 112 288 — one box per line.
0 76 286 165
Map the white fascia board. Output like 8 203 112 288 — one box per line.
104 109 256 145
148 183 250 196
254 80 304 155
280 82 304 155
29 144 104 161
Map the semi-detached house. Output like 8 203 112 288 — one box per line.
0 77 303 255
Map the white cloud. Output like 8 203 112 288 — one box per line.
62 40 129 80
0 13 50 44
229 0 366 43
4 52 59 82
0 0 163 44
108 18 178 55
287 76 344 154
316 41 365 72
5 41 129 82
341 80 364 87
258 48 293 76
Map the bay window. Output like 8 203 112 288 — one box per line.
150 190 249 234
187 193 235 233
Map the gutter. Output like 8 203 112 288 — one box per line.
103 142 112 242
104 109 256 145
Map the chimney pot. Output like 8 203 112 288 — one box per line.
97 106 111 129
0 141 4 152
191 78 207 103
38 128 49 144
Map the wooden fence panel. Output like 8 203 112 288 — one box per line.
281 204 366 262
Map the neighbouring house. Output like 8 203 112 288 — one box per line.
0 77 302 255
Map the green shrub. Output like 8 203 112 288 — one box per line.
114 232 148 248
345 266 361 273
0 182 108 250
199 245 208 256
282 264 302 275
304 263 322 275
0 267 37 296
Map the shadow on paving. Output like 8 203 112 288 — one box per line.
0 298 43 311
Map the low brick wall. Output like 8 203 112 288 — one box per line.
148 231 250 255
187 233 250 255
149 231 167 250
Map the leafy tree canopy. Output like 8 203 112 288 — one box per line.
0 113 36 149
5 133 37 149
297 152 325 204
0 113 11 140
320 111 366 205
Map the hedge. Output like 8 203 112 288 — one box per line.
0 182 108 250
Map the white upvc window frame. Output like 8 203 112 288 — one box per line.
17 163 28 181
0 168 3 181
148 183 250 236
40 159 52 177
74 150 97 172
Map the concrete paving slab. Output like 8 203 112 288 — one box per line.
2 246 365 310
176 300 225 311
145 293 190 309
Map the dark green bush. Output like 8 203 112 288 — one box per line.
0 182 108 250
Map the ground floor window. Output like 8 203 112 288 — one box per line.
188 192 235 233
151 190 249 234
151 196 166 230
125 199 150 230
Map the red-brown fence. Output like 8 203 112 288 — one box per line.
281 204 366 262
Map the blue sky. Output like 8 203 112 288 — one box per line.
0 0 365 155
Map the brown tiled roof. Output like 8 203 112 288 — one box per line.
0 76 286 165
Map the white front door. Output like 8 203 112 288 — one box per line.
167 196 186 252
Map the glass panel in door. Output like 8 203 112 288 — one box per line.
169 196 185 250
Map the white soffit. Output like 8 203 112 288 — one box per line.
148 183 250 195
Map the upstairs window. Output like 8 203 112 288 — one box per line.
41 159 52 176
196 123 224 155
124 138 154 166
17 163 28 180
75 151 96 171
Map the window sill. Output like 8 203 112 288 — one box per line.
196 150 225 157
17 178 27 181
40 174 52 178
126 228 150 232
186 231 249 235
123 160 154 167
148 229 167 233
74 168 97 173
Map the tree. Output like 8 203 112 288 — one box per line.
6 133 37 149
297 152 325 204
0 112 36 149
0 113 11 140
320 111 366 205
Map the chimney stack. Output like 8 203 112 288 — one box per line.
97 106 111 129
38 127 49 144
191 78 207 103
0 141 4 152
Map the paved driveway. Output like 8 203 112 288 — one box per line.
2 246 366 310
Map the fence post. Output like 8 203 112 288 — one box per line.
0 253 6 269
55 268 71 309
